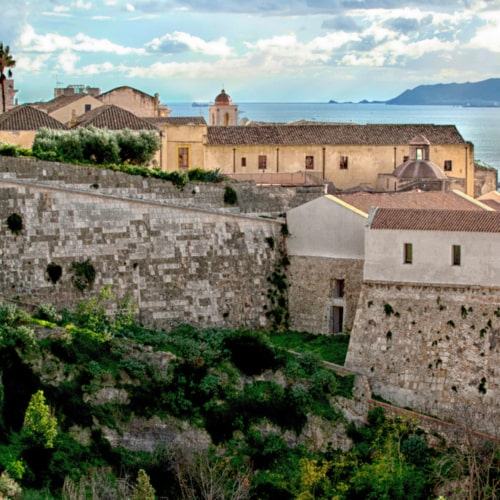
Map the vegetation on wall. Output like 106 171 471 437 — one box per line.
70 259 96 292
223 184 238 205
45 262 62 285
6 213 23 235
0 294 498 498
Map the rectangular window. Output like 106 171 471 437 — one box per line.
178 147 189 169
258 155 267 169
339 156 348 170
333 279 345 298
404 243 413 264
241 157 246 167
305 155 314 169
84 104 91 112
331 306 344 334
403 155 409 162
452 245 461 266
416 148 423 160
444 160 452 172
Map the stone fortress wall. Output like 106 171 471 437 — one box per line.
345 282 500 434
0 157 324 329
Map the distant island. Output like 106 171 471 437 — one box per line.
329 78 500 107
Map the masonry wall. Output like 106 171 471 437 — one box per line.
345 282 500 433
288 256 364 334
0 159 297 330
0 157 324 216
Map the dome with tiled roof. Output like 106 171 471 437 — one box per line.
214 89 232 105
392 159 447 180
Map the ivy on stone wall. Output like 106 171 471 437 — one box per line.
266 224 290 331
70 260 96 292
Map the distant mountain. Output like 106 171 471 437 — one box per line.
385 78 500 107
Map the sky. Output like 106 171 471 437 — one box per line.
2 0 500 105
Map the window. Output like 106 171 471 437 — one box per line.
444 160 452 172
331 306 344 334
258 155 267 169
403 155 409 162
178 147 189 169
339 156 348 170
333 279 345 298
416 148 423 160
84 104 91 112
305 155 314 169
404 243 413 264
241 157 246 167
452 245 461 266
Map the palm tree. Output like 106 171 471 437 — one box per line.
0 43 16 113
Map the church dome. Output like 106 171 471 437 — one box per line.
392 159 447 180
214 89 232 105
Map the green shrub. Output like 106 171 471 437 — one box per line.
45 263 62 285
6 213 23 235
223 185 238 205
0 144 18 157
70 260 96 292
223 330 283 376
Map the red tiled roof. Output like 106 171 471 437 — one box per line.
336 191 486 213
207 124 465 146
478 191 500 211
145 116 207 126
33 94 91 114
0 105 67 131
370 208 500 232
72 105 159 130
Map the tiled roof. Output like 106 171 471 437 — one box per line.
33 94 90 113
145 116 207 126
477 191 500 211
207 124 465 146
370 208 500 232
72 105 159 130
335 191 486 214
0 105 67 131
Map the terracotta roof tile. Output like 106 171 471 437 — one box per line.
370 208 500 232
207 124 465 146
145 116 207 126
0 105 67 131
33 94 90 113
336 191 486 214
72 105 159 130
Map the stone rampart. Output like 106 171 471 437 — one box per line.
0 157 324 216
0 174 284 330
345 281 500 433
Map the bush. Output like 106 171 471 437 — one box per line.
223 330 283 376
70 260 96 292
223 185 238 205
6 213 23 235
45 263 62 284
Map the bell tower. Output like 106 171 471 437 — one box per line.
209 89 238 126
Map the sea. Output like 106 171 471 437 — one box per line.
168 102 500 173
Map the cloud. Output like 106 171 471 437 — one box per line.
321 16 361 32
0 0 29 42
146 32 234 57
19 25 145 55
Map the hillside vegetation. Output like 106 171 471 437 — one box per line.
0 289 498 499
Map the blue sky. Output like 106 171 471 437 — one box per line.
2 0 500 104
